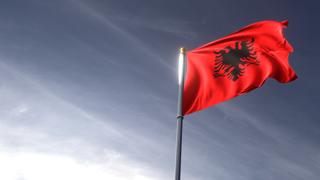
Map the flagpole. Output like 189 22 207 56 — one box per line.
175 47 186 180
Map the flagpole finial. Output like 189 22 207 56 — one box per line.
180 47 186 54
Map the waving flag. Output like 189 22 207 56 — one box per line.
182 20 297 115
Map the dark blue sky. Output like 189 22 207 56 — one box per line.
0 0 319 179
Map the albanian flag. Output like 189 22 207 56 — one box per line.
183 20 297 115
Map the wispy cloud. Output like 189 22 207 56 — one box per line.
70 0 174 71
108 14 199 39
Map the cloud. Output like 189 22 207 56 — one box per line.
0 149 158 180
108 14 199 39
0 60 170 179
70 0 174 71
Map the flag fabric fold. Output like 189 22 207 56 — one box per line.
183 20 297 115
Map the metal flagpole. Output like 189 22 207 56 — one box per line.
175 47 186 180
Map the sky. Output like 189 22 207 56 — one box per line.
0 0 319 179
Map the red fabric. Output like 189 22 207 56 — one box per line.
183 20 297 115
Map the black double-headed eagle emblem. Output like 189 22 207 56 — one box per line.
213 38 259 81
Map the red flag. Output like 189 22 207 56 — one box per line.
183 20 297 115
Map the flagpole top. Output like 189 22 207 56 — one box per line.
180 47 186 54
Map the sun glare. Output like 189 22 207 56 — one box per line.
0 151 155 180
178 53 185 85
